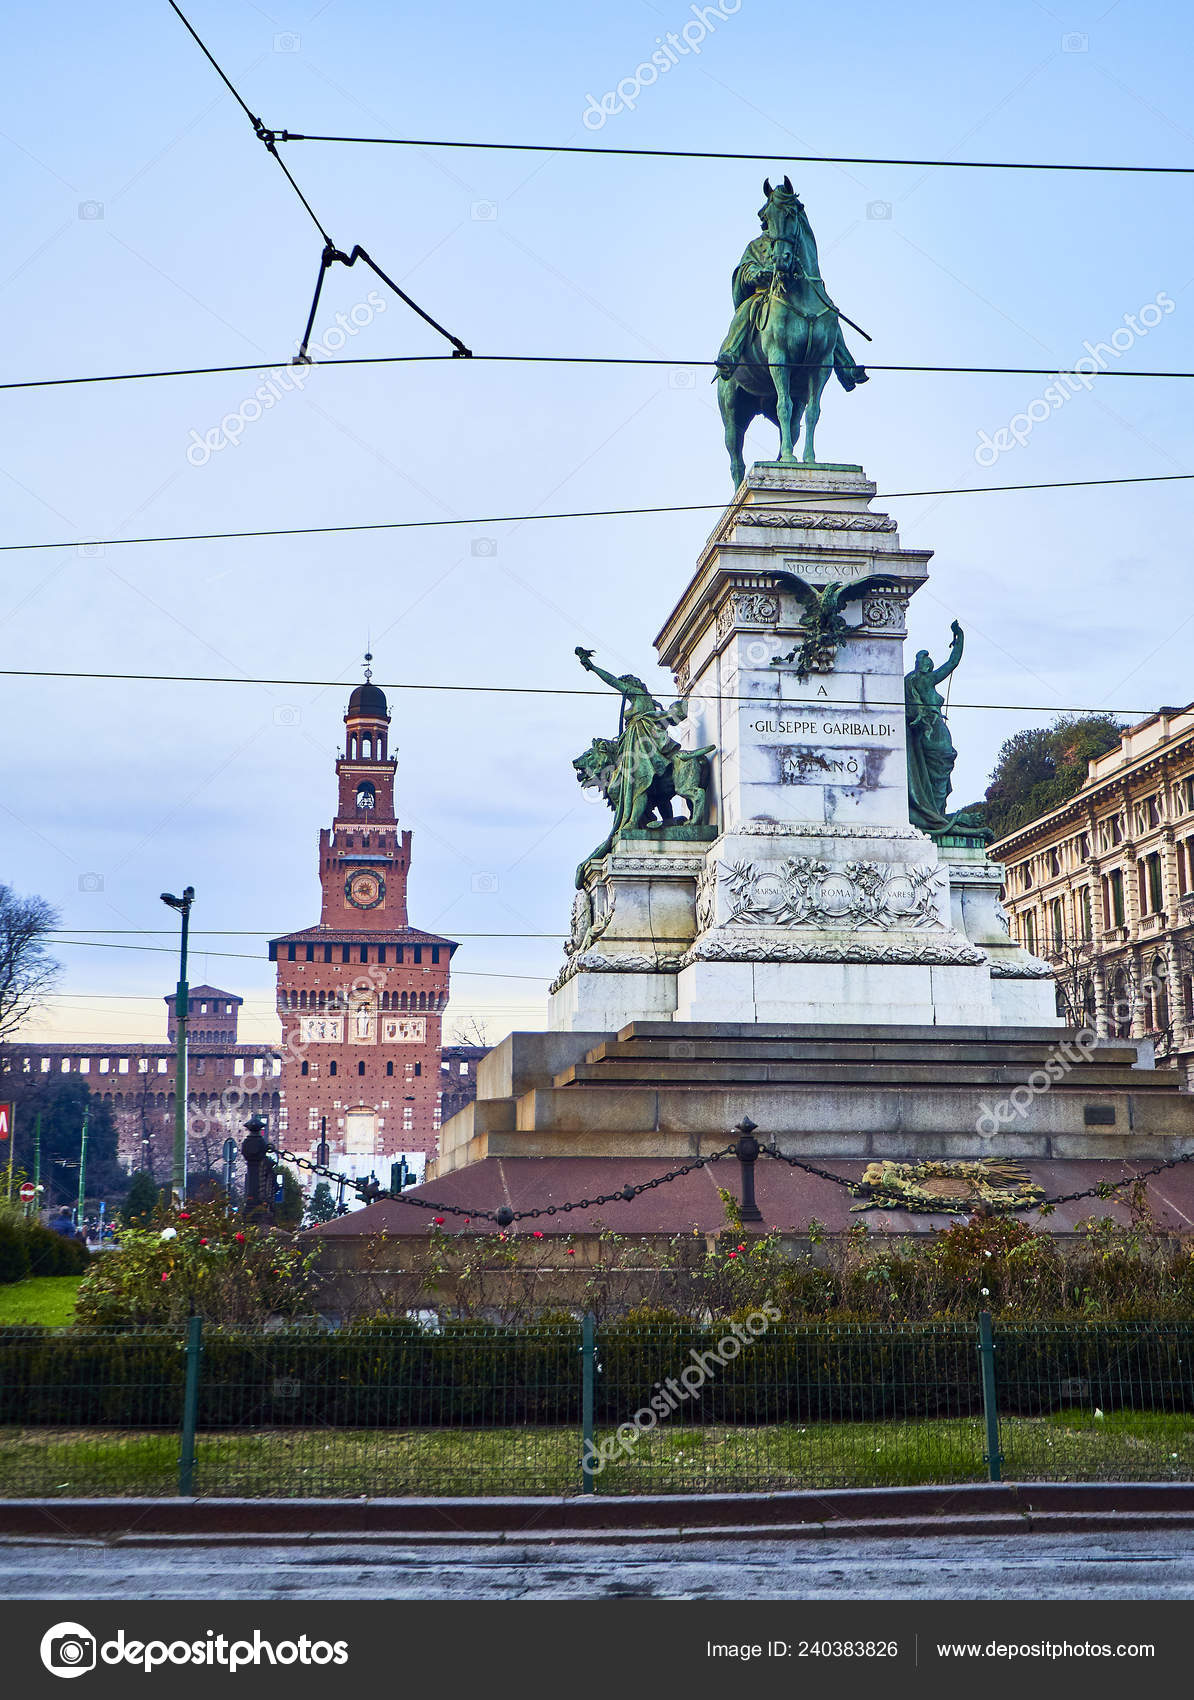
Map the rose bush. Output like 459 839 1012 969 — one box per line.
75 1198 318 1325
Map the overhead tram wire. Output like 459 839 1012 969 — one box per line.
0 667 1162 719
164 1 471 359
4 354 1194 394
47 937 551 980
2 471 1192 557
273 132 1194 176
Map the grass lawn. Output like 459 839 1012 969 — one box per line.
0 1277 82 1327
1 1409 1192 1498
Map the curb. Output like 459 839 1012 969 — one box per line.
3 1483 1194 1541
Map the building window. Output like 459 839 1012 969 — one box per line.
329 1060 338 1077
1147 851 1164 914
1078 887 1093 940
378 947 386 965
386 1061 394 1076
41 1057 50 1072
413 947 422 964
459 1061 469 1075
200 1002 208 1015
287 945 296 961
360 945 368 964
305 945 315 962
1107 869 1125 928
234 1058 245 1076
358 1061 366 1077
301 1061 309 1077
138 1057 148 1073
1023 910 1036 954
308 1108 321 1132
1049 898 1064 952
431 946 440 964
79 1058 90 1074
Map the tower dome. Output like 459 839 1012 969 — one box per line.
347 679 388 718
346 652 389 721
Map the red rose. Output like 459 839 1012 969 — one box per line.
728 1250 738 1259
565 1248 576 1257
234 1232 246 1243
160 1271 170 1282
199 1238 208 1247
178 1212 190 1221
433 1216 445 1225
532 1230 543 1239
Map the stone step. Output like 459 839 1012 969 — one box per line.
514 1084 1194 1147
586 1038 1143 1068
555 1059 1173 1091
618 1020 1094 1045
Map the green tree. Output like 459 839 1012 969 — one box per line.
121 1169 161 1226
3 1075 123 1207
966 714 1126 842
305 1179 338 1225
276 1165 304 1229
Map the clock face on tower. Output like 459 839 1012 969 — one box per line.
345 869 385 910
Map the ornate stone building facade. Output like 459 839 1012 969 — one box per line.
268 673 458 1182
992 705 1194 1075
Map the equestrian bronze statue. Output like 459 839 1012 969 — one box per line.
716 177 869 486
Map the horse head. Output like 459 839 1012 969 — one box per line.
760 176 804 278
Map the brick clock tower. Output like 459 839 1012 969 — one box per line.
269 662 457 1187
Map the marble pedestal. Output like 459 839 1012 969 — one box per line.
548 461 1056 1032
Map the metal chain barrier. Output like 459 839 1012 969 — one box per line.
266 1128 1194 1229
267 1142 737 1227
761 1141 1194 1215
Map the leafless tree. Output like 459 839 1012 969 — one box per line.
0 885 60 1041
1044 935 1099 1029
451 1015 491 1048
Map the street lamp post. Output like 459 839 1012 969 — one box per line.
160 886 195 1206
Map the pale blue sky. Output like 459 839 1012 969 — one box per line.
3 0 1192 1044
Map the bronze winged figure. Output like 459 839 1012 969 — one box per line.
769 571 903 677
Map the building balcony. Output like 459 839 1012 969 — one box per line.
1140 912 1168 935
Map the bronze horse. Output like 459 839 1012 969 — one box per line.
717 178 867 486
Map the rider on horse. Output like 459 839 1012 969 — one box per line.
715 190 869 391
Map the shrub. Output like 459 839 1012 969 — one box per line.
0 1221 31 1285
74 1198 318 1326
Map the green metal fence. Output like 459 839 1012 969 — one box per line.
1 1316 1192 1498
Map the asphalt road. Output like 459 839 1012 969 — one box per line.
3 1531 1194 1599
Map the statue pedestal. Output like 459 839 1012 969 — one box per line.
547 462 1057 1032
